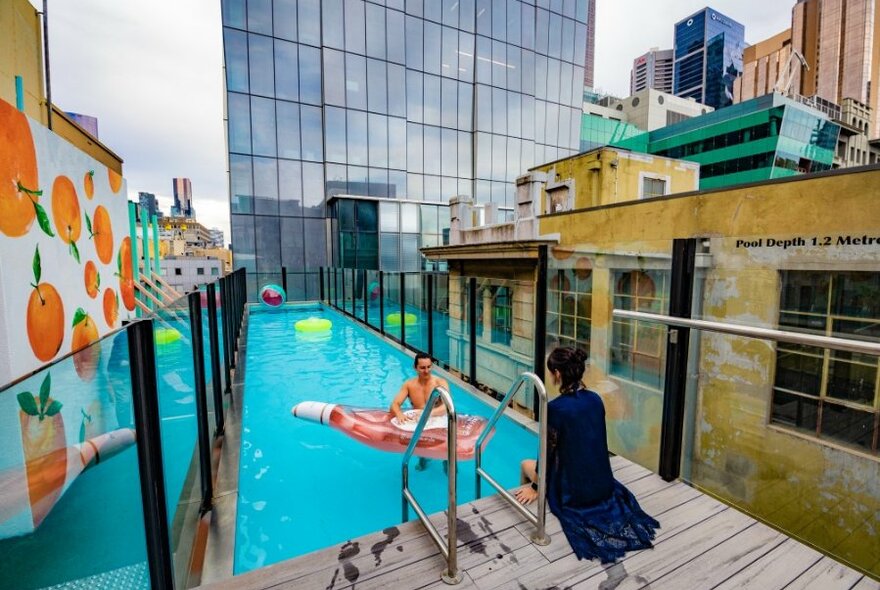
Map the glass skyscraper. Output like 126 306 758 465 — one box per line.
220 0 590 298
673 7 745 110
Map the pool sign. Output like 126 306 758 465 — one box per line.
735 234 880 250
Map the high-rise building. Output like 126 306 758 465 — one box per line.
208 227 225 249
171 177 194 218
221 1 591 297
138 191 163 219
673 7 745 110
791 0 880 138
733 29 792 103
630 48 674 94
583 0 596 88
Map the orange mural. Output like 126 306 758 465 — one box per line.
102 288 119 328
71 308 100 381
0 100 53 238
27 246 65 362
83 261 100 298
108 169 123 194
83 170 94 199
118 237 135 311
51 176 83 263
87 205 114 264
16 373 66 528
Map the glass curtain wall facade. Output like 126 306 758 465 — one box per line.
221 0 588 297
673 7 744 110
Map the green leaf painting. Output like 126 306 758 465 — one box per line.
34 202 55 237
32 245 41 284
16 392 39 417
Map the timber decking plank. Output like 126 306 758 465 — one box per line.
785 557 868 590
849 576 880 589
645 523 788 589
709 537 825 590
464 543 551 590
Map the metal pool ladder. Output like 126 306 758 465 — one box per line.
401 386 462 585
475 372 550 545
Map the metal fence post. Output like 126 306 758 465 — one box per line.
219 276 233 381
127 320 174 590
469 277 477 384
320 266 325 302
281 265 288 296
363 269 369 325
188 292 213 513
206 283 224 435
427 273 434 359
379 271 385 335
400 273 406 346
533 245 548 419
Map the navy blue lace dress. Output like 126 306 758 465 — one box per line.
545 387 659 563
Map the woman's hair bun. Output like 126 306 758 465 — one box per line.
574 348 588 363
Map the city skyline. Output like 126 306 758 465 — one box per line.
34 0 795 243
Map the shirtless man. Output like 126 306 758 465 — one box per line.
390 353 449 471
389 352 449 424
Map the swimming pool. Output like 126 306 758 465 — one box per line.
235 305 538 573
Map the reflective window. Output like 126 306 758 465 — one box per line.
323 0 344 49
248 34 274 97
458 32 475 83
275 40 299 101
253 157 278 215
458 82 473 130
521 3 535 49
300 105 323 162
324 50 346 106
380 232 399 270
346 54 367 110
407 173 423 200
273 0 297 41
441 26 457 79
255 216 281 272
507 0 521 45
366 4 387 59
251 96 277 156
298 0 321 46
247 0 272 35
368 59 388 114
423 126 441 175
424 175 441 201
345 0 366 54
325 106 347 163
388 117 407 170
492 134 506 180
230 154 253 213
326 163 347 198
369 113 389 168
280 217 305 268
476 36 491 84
460 0 475 32
224 29 248 93
424 22 442 75
401 203 419 232
476 0 491 36
298 45 322 104
492 87 507 133
405 16 423 70
401 234 420 271
441 128 457 177
423 75 441 126
492 40 506 88
388 64 407 117
222 0 245 28
407 123 423 173
303 218 327 267
458 131 472 178
278 159 302 215
388 170 407 198
231 214 256 271
387 10 406 64
441 78 458 128
380 202 399 231
347 111 368 166
302 162 324 216
276 101 300 159
492 0 506 42
369 168 389 197
228 92 252 154
611 270 669 389
406 70 424 123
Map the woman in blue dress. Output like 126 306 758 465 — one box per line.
514 347 659 563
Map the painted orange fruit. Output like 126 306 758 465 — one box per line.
103 288 119 328
108 168 123 193
52 176 82 263
71 308 100 381
0 99 45 237
27 246 65 362
88 205 114 264
84 261 100 298
84 170 95 199
118 237 136 311
16 373 66 528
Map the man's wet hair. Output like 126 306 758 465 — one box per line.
414 352 432 367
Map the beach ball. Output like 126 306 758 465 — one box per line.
260 284 286 308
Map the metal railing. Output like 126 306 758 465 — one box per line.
612 310 880 355
401 386 462 585
474 372 550 545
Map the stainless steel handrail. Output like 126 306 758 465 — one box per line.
612 310 880 355
401 386 461 585
474 372 549 546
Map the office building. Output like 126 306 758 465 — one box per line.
171 177 195 218
138 191 163 219
221 0 591 297
791 0 880 138
733 29 792 102
613 93 839 190
630 48 674 94
583 0 596 88
208 227 225 249
673 7 745 110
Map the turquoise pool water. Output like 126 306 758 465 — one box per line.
235 305 537 573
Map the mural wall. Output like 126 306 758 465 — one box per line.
0 97 135 386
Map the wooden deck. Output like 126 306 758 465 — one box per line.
197 455 878 590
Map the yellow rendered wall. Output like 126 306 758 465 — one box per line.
531 148 699 211
0 0 45 123
539 168 880 577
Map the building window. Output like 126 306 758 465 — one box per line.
476 284 513 346
197 267 205 275
640 176 667 199
772 271 879 454
174 268 182 276
611 270 669 389
547 266 593 355
211 267 220 276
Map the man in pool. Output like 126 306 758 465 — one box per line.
389 352 450 471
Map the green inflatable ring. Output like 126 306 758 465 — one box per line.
386 312 418 326
295 317 332 332
155 327 182 345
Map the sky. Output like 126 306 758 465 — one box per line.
32 1 794 244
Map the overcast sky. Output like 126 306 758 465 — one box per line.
33 1 793 243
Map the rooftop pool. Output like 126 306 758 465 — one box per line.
235 304 537 573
